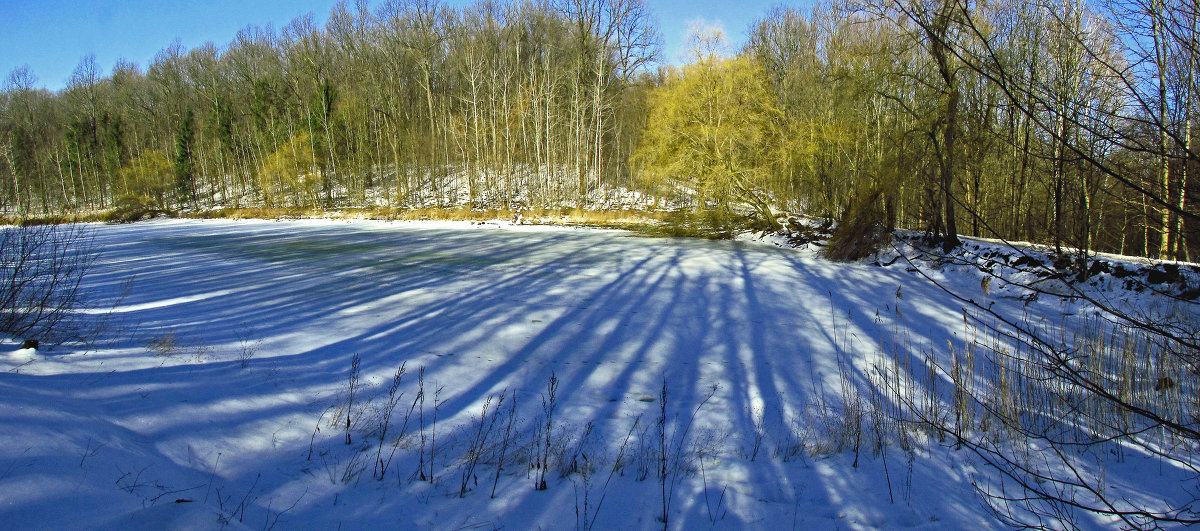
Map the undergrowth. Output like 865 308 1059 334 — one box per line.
307 362 735 528
7 203 788 242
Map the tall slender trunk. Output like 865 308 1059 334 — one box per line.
922 0 962 251
1181 94 1192 261
1053 111 1067 253
1 143 19 214
941 85 961 251
1153 0 1173 258
1176 5 1196 261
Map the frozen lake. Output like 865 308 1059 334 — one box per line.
1 218 1172 529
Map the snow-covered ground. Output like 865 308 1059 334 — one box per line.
0 218 1194 529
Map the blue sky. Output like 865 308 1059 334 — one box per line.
0 0 807 92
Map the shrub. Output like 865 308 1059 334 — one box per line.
824 188 890 262
0 223 95 343
106 195 169 223
638 210 754 240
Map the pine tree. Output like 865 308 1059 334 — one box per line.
174 108 196 205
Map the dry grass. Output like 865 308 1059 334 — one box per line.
183 206 674 231
0 213 109 226
8 205 752 242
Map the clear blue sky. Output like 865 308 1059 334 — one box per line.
0 0 809 92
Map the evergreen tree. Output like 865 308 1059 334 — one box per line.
174 108 196 205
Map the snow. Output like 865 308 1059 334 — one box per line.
0 218 1194 529
3 348 37 364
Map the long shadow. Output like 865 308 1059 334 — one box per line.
0 219 1014 529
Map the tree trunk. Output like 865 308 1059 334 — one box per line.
927 2 961 251
1153 0 1173 258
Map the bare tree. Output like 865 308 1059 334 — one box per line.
0 223 95 344
846 0 1200 525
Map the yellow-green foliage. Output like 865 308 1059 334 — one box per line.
824 187 890 262
634 55 784 228
106 194 161 223
118 152 172 209
258 132 324 207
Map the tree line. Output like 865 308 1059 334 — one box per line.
0 0 1195 260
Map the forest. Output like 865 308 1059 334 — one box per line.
0 0 1196 261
